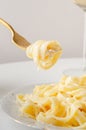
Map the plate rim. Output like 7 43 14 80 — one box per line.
1 84 73 130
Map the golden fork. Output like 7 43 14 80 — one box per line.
0 18 62 55
0 18 30 50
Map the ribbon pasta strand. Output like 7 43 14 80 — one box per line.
26 40 62 69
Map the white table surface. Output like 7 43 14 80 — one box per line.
0 58 83 130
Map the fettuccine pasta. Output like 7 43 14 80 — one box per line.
16 75 86 129
26 40 62 69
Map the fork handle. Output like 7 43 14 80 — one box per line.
0 18 15 36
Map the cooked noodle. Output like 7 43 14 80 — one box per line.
17 75 86 129
26 40 62 69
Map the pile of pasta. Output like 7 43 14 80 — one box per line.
17 75 86 129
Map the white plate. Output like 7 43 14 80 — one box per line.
1 84 73 130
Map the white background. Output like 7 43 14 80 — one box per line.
0 0 84 63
